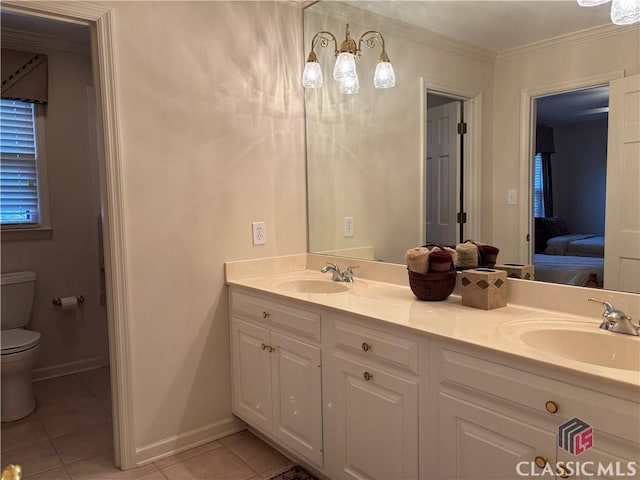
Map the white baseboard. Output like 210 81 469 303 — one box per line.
135 416 247 466
33 356 107 381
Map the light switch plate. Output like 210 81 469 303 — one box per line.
507 189 517 205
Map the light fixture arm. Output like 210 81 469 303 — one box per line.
307 31 338 62
357 30 390 60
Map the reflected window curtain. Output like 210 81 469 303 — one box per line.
535 125 555 217
1 49 48 104
533 153 546 217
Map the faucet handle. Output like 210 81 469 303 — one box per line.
588 297 637 335
343 265 359 282
588 297 616 316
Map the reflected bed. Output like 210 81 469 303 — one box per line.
534 254 603 287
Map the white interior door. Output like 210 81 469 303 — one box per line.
426 101 460 245
604 74 640 293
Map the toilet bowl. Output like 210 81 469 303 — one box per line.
1 330 41 421
1 271 41 422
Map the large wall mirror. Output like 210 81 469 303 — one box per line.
305 1 640 293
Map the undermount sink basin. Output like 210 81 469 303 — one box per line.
276 279 350 294
506 321 640 371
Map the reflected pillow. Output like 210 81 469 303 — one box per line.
539 216 571 238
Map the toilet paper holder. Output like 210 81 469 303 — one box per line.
52 295 85 306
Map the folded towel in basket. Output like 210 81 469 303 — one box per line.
428 249 454 273
456 242 478 269
405 246 430 273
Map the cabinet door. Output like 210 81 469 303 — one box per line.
230 318 272 431
437 392 556 480
271 331 323 468
324 353 418 480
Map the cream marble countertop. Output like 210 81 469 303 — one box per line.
225 255 640 392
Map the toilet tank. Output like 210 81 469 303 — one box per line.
1 272 37 330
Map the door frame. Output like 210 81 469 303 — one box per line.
518 70 625 263
421 78 482 245
1 0 135 469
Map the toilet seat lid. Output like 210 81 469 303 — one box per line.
1 329 41 354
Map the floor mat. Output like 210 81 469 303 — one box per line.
268 465 318 480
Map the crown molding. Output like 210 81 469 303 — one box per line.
497 23 638 63
1 27 90 54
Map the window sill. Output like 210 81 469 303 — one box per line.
1 227 53 241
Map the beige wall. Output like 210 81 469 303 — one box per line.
306 5 495 264
1 45 109 378
492 27 640 262
99 0 306 457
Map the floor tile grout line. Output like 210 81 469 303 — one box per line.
151 439 225 471
42 402 77 480
215 444 261 477
152 463 169 480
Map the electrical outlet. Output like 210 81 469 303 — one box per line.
344 217 354 237
252 221 266 245
507 189 517 205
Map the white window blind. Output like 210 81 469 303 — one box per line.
0 99 39 226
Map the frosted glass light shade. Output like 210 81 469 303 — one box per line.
339 75 359 94
302 62 323 88
333 52 357 80
611 0 640 24
577 0 610 6
374 62 396 89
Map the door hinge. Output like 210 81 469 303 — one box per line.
457 122 467 135
457 212 467 224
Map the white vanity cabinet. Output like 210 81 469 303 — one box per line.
227 277 639 480
428 340 640 480
229 289 323 468
322 314 421 480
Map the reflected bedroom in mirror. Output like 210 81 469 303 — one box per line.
304 0 640 294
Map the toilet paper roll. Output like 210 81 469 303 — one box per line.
60 296 78 311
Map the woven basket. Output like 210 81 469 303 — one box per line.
407 269 457 301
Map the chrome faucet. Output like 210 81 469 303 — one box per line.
588 298 639 336
321 263 359 283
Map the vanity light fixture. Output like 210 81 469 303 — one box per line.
302 23 396 94
577 0 640 25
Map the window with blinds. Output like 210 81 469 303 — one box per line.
0 99 40 227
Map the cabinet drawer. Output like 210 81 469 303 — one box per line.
330 317 419 374
436 345 640 444
231 290 320 341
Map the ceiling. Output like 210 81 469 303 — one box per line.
1 11 90 48
343 0 614 53
536 86 609 125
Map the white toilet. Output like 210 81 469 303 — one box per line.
1 271 41 422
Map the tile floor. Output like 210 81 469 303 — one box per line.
1 368 295 479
